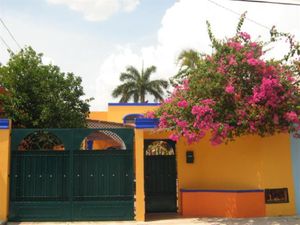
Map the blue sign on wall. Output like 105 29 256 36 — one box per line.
0 119 9 129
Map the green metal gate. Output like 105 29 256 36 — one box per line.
144 140 177 213
9 128 134 221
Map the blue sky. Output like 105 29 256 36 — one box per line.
0 0 175 48
0 0 299 110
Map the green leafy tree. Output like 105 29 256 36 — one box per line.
0 46 92 128
112 65 168 103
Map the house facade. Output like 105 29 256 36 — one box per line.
0 102 300 222
88 103 299 219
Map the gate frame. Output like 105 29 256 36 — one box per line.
144 139 178 213
1 123 151 222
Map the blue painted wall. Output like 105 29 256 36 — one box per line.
0 119 9 129
291 135 300 214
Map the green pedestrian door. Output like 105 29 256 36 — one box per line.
9 128 134 221
144 140 177 213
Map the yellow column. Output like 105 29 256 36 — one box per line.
0 119 11 222
134 129 145 221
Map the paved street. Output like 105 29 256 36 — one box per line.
7 215 300 225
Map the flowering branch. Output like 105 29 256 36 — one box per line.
152 13 300 145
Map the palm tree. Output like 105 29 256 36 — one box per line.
112 65 168 103
177 49 200 71
170 49 201 86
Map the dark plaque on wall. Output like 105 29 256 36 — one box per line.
265 188 289 204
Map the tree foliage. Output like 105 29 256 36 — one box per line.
112 65 168 103
153 14 300 145
0 47 92 128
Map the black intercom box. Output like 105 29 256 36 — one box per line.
186 151 194 163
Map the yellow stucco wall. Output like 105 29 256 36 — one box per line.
134 129 145 221
90 105 296 217
89 106 158 123
92 140 119 150
88 111 108 121
106 105 158 123
144 130 295 216
0 121 11 221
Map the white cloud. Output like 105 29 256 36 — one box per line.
2 0 299 111
47 0 140 21
96 0 300 110
122 0 140 12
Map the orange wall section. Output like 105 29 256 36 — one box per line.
89 105 159 123
107 105 159 123
144 130 296 216
134 129 145 221
177 134 295 216
88 111 108 121
92 140 118 150
181 191 265 218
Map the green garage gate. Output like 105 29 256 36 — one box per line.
9 128 134 221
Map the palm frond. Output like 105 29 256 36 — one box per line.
143 65 156 81
112 85 124 98
120 72 136 82
177 49 200 69
120 90 139 103
133 93 139 103
112 65 168 103
112 82 136 98
147 88 165 102
126 66 141 80
148 79 169 89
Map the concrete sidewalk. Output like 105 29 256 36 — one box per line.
7 216 300 225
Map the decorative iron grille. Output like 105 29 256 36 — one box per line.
17 131 64 150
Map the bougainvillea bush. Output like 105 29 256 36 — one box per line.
152 14 300 145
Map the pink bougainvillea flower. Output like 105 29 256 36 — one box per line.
245 51 254 59
164 97 173 104
247 58 260 66
201 99 216 105
177 100 188 108
285 111 299 123
225 84 235 94
145 111 155 119
250 42 258 48
154 21 300 146
227 41 243 51
176 120 188 128
185 131 202 144
228 55 237 66
249 122 257 132
217 64 226 74
169 133 180 142
239 32 251 40
210 135 223 146
273 114 279 124
183 79 189 90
